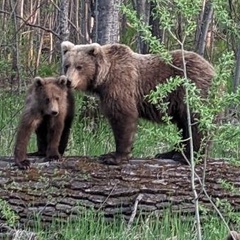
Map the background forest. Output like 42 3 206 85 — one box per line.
1 0 240 239
0 0 239 87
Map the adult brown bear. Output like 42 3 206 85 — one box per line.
14 76 75 169
61 41 215 165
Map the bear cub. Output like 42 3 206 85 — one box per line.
14 75 75 169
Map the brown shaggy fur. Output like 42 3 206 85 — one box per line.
61 41 215 165
14 76 75 169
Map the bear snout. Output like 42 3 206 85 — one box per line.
51 110 59 116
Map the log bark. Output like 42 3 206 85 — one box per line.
0 156 240 227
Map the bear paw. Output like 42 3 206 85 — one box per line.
155 150 176 159
172 152 188 164
45 151 61 162
155 151 188 164
15 159 30 170
99 152 129 165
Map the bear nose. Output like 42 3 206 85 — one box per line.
51 111 58 116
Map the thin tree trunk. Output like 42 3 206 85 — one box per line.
0 157 240 227
49 17 53 63
233 45 240 92
9 0 20 89
59 0 69 41
195 0 213 56
133 0 151 53
59 0 69 74
80 0 92 43
149 1 163 44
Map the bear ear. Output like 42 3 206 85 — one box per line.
61 41 75 55
87 43 101 56
34 76 45 87
58 75 72 88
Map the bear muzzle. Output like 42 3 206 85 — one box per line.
51 110 59 116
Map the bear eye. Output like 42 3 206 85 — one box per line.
45 98 50 104
76 65 82 71
56 97 59 101
64 64 70 73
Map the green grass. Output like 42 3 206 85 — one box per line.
30 210 231 240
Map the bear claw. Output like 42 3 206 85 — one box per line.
44 155 61 162
99 152 129 165
15 159 31 170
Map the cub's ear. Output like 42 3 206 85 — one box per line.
61 41 75 55
58 75 72 88
34 76 45 87
87 43 101 56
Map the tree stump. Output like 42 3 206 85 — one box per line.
0 156 239 227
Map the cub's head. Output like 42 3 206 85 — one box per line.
61 41 110 91
33 76 70 116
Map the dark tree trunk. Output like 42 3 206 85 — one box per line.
0 157 240 227
132 0 151 53
233 45 240 92
149 1 163 44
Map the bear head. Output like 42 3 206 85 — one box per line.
61 41 110 91
32 75 70 116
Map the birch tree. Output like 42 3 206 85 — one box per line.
59 0 69 41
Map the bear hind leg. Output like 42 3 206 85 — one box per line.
155 113 202 164
99 110 138 165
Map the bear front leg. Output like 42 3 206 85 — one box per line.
14 114 40 169
45 116 64 162
100 110 138 165
27 117 49 157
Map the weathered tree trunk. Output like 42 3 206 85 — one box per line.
59 0 69 41
0 157 240 227
93 0 122 44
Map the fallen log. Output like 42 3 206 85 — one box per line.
0 156 239 227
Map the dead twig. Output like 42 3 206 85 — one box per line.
127 194 143 229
